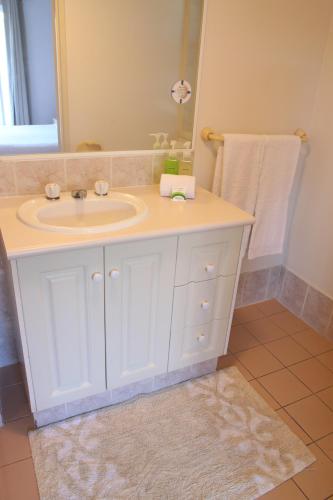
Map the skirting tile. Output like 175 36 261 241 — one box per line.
33 358 219 427
302 286 333 335
110 378 154 405
278 269 307 316
66 391 112 418
34 404 67 427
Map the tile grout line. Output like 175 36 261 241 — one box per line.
291 478 310 500
314 433 333 464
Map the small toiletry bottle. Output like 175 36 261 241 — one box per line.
149 133 162 149
161 133 169 149
164 140 179 174
179 142 193 175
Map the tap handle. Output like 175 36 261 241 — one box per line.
45 183 60 200
95 180 109 196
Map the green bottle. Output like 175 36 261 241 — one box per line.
164 140 179 175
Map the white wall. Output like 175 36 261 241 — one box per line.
193 0 333 189
286 18 333 299
193 0 333 272
21 0 57 124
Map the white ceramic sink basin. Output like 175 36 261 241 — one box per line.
17 191 148 234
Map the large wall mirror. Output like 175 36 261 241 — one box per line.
0 0 204 156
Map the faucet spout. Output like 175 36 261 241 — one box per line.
71 189 87 200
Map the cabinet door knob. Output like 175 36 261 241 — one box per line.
109 269 120 279
201 300 210 310
197 333 205 343
205 263 215 274
91 272 103 282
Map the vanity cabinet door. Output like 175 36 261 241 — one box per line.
105 237 177 388
17 248 105 411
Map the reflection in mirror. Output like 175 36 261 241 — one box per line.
0 0 203 156
57 0 203 153
0 0 59 155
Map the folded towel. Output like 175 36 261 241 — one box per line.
160 174 196 199
248 135 301 259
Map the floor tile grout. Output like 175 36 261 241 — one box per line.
291 478 310 499
0 455 33 470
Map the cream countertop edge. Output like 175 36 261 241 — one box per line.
0 185 255 259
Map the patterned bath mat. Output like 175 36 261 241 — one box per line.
29 367 314 499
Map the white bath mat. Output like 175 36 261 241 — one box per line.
30 367 314 499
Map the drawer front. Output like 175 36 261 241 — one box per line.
168 319 229 370
169 275 235 370
181 275 235 327
175 227 243 286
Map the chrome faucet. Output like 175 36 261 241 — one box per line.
71 189 87 200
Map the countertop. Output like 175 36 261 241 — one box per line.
0 185 255 259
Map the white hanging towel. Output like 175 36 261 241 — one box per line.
217 134 265 214
212 134 265 254
247 135 301 259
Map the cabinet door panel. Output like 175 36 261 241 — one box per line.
105 237 177 388
17 248 105 411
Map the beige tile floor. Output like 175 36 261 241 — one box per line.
0 299 332 499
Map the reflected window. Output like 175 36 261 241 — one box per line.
0 4 12 126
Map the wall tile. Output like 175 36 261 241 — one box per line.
152 154 167 184
34 404 67 427
66 157 111 191
242 268 269 306
15 160 66 195
112 156 152 187
279 269 307 316
301 286 333 335
266 265 283 299
66 391 111 418
0 162 16 195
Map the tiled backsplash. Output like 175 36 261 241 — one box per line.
0 153 165 196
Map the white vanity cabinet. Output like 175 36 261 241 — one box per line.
13 227 243 415
16 247 106 411
104 237 177 388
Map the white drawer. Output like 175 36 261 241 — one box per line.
175 227 243 286
175 275 235 327
168 318 229 370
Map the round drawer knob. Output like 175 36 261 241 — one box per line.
201 300 210 310
205 263 215 274
197 333 205 343
109 269 120 279
91 272 103 282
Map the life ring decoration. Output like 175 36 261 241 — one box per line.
171 80 192 104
